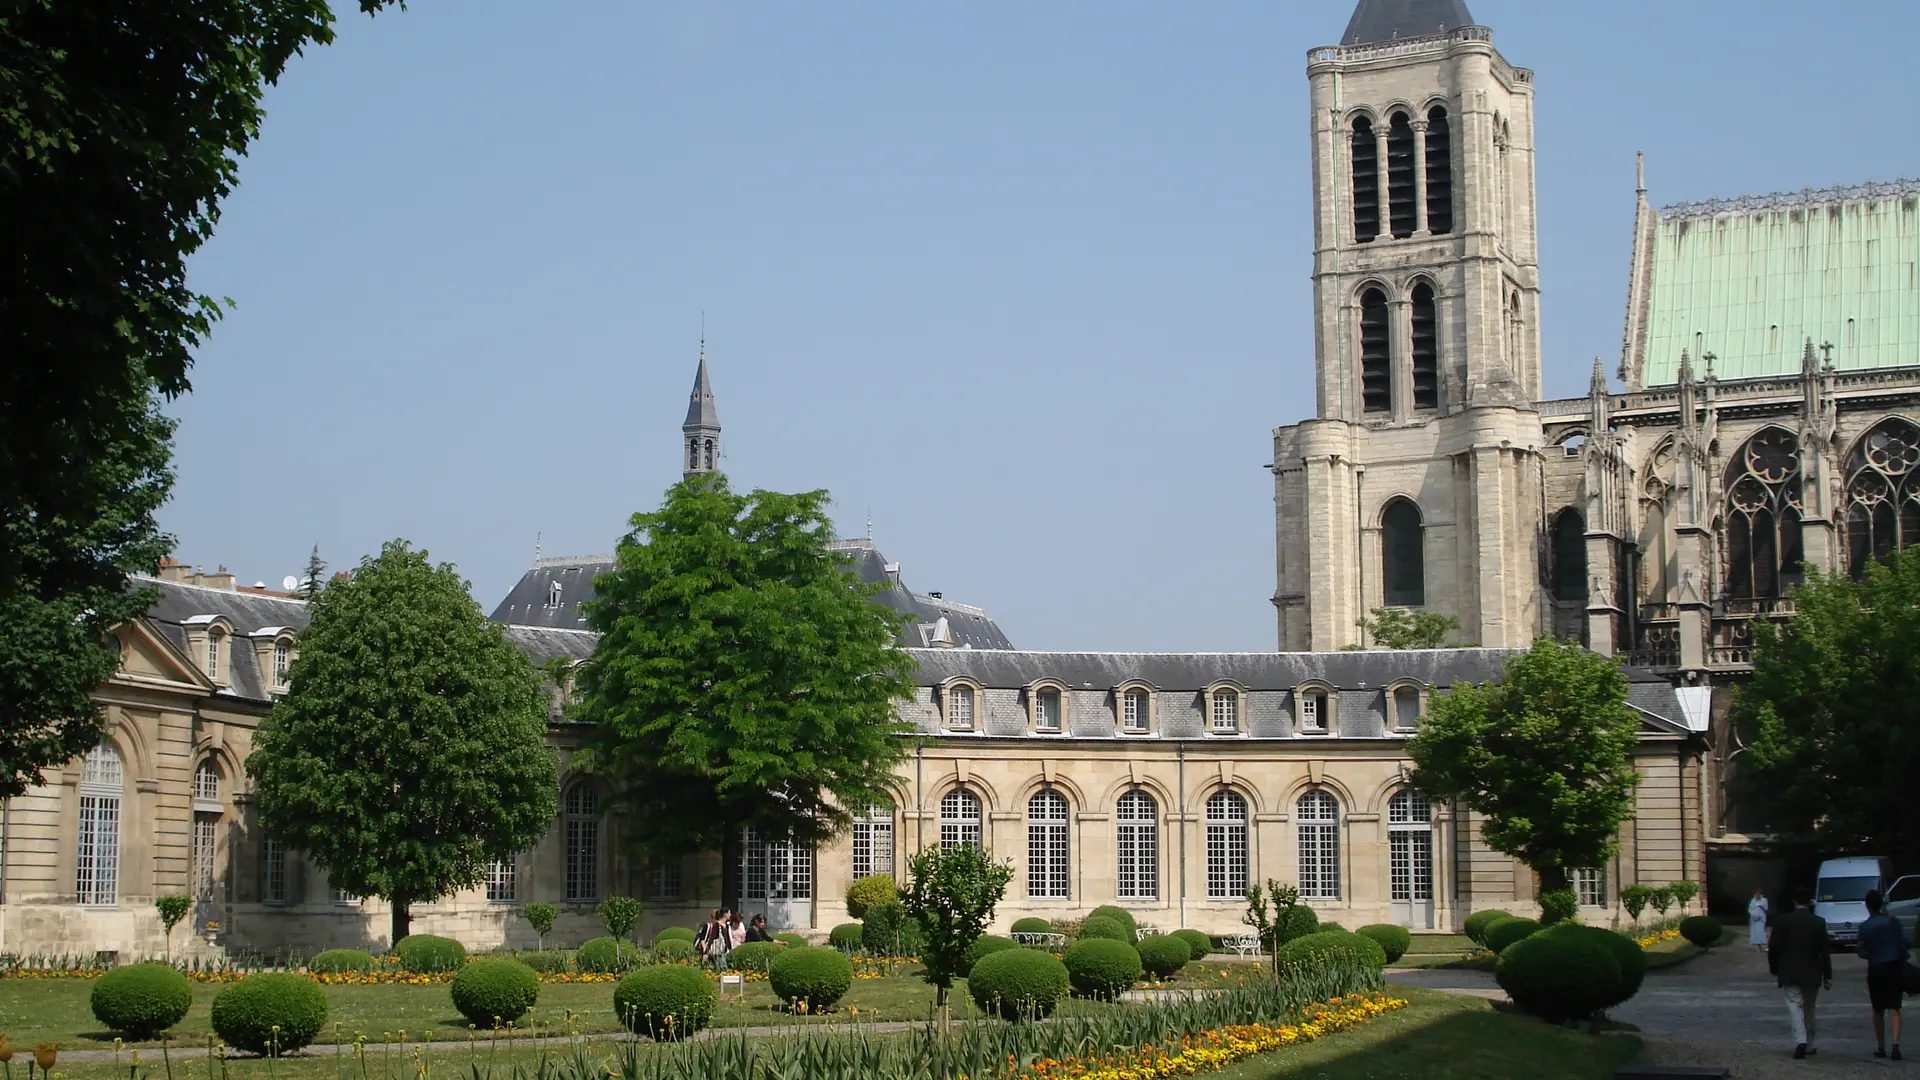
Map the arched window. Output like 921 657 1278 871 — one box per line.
687 439 701 472
1205 790 1248 899
1381 499 1425 607
1359 288 1392 413
192 758 221 901
193 759 220 802
77 742 123 905
1115 790 1158 900
1027 789 1070 898
1388 790 1433 920
564 784 600 902
1410 282 1438 410
1551 508 1588 602
1424 106 1453 234
1726 428 1804 599
1842 418 1920 577
1506 293 1523 375
1350 116 1379 243
1296 790 1341 900
946 685 975 730
1386 112 1417 238
853 800 894 878
703 438 716 470
940 788 982 850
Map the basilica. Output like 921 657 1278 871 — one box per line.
4 0 1913 959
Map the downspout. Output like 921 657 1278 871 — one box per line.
915 745 924 856
1677 744 1688 899
1 797 8 954
1177 742 1187 931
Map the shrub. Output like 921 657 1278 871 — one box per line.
861 901 924 956
393 934 467 974
1063 938 1143 1001
91 963 193 1039
1679 915 1724 949
1137 935 1191 978
1086 905 1138 942
1280 930 1386 970
210 973 329 1056
967 948 1070 1020
1648 885 1676 916
961 935 1019 977
726 941 786 973
1278 904 1321 945
1669 880 1700 910
1541 924 1645 1009
450 958 539 1026
652 939 697 964
1078 915 1130 943
1485 917 1541 954
1463 910 1512 946
1619 885 1654 922
577 936 639 973
773 932 809 949
513 950 571 974
768 947 854 1011
828 923 865 952
652 927 696 947
155 895 193 941
614 965 715 1040
595 896 644 945
1539 889 1579 927
845 874 898 920
1356 924 1412 964
1496 928 1621 1024
523 902 558 947
1318 921 1348 933
309 948 374 974
1171 929 1213 960
1010 917 1053 936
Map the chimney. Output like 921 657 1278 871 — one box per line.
201 564 237 590
155 556 192 583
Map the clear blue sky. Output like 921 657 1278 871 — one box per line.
165 0 1920 652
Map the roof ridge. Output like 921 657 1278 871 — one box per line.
133 574 309 606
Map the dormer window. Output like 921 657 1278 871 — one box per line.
1391 685 1423 732
946 684 976 731
273 640 292 688
1121 688 1152 734
1033 687 1063 733
1210 688 1240 734
546 580 564 609
1298 688 1332 735
205 629 224 681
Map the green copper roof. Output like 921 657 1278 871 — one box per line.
1641 180 1919 385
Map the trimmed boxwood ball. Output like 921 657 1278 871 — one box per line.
1356 924 1412 964
393 934 467 974
773 931 809 949
726 941 786 973
577 936 641 973
1496 928 1621 1024
1077 915 1130 943
768 947 854 1011
1280 930 1387 970
211 973 329 1056
651 939 697 964
1064 938 1143 1001
1171 929 1213 960
1136 934 1191 979
1484 917 1541 954
91 962 193 1039
614 965 715 1040
1085 906 1138 941
844 873 898 920
1679 915 1724 949
309 949 374 974
1010 917 1053 936
828 923 865 951
450 958 540 1026
1278 904 1321 944
1539 924 1645 1009
652 927 696 947
961 935 1020 976
1464 910 1513 946
967 948 1071 1020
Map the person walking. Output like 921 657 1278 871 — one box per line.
1769 887 1833 1059
1748 888 1771 950
744 913 773 943
1857 888 1908 1060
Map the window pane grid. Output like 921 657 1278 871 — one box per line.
77 744 122 906
487 858 518 902
1035 690 1061 731
1116 791 1158 900
1211 691 1238 732
192 814 218 900
1297 791 1341 901
948 687 974 729
852 804 894 879
262 838 287 903
194 761 220 802
940 789 982 850
1027 790 1070 898
1205 791 1248 899
1573 867 1606 908
1122 691 1148 732
565 785 599 902
647 860 682 901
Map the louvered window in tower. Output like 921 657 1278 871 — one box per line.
1424 107 1453 234
1726 429 1804 600
1350 117 1379 243
1386 112 1417 238
1359 288 1391 413
1410 283 1438 409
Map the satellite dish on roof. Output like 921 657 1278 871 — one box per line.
282 576 300 591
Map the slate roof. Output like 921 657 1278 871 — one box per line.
683 354 719 430
1342 0 1475 45
133 576 311 703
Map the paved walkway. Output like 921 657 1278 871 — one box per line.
1391 945 1907 1078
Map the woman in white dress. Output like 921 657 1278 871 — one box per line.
1747 888 1770 949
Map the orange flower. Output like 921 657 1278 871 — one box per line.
34 1043 58 1070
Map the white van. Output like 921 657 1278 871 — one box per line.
1813 856 1894 945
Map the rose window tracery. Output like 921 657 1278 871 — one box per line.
1842 418 1920 576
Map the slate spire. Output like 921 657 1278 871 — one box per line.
682 336 721 478
1341 0 1475 46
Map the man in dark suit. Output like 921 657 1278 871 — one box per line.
1769 886 1834 1059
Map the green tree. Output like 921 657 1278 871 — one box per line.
1355 608 1463 649
523 902 558 951
248 540 557 945
901 844 1014 1010
596 895 644 961
1736 551 1920 867
299 545 328 599
1 0 396 799
573 476 917 901
1408 638 1641 894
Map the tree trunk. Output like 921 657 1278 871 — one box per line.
391 901 411 946
1537 865 1569 895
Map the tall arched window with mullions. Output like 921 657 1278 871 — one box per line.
1386 112 1417 238
1725 428 1804 599
1551 508 1588 602
563 783 600 902
1424 106 1453 234
1115 790 1158 901
1381 499 1425 607
1026 789 1070 899
1205 790 1248 899
1842 418 1920 576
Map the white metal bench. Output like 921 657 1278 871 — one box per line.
1224 933 1262 958
1135 924 1162 937
1011 931 1067 949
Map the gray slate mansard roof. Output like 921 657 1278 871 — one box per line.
489 539 1014 651
134 575 311 703
1341 0 1475 45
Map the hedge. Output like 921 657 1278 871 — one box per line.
1064 938 1142 1001
1541 924 1645 1009
652 939 698 964
828 923 865 952
512 950 571 975
1679 915 1724 949
773 932 809 949
1280 930 1386 970
652 927 696 947
1171 929 1213 960
450 958 540 1026
1356 924 1411 964
211 973 329 1055
1496 927 1622 1024
1010 917 1053 936
309 949 374 974
614 965 715 1040
726 941 787 973
967 948 1071 1020
961 935 1020 977
1078 915 1130 943
91 963 193 1039
768 947 854 1011
1137 935 1191 979
1086 906 1138 942
1463 910 1513 946
393 934 467 974
1484 917 1541 954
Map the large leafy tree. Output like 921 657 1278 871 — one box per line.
1408 638 1641 893
1 0 393 796
574 476 917 904
248 541 557 944
1736 551 1920 866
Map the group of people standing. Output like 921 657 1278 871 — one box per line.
1755 886 1910 1060
693 907 775 967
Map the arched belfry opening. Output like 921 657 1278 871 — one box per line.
1351 116 1380 243
1381 498 1425 607
1410 282 1439 409
1387 112 1418 238
1424 106 1453 234
1359 288 1392 413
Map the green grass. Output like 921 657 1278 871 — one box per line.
1402 934 1475 954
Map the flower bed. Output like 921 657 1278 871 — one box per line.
1017 993 1407 1079
1632 927 1681 949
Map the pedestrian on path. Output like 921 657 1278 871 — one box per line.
1748 888 1771 950
1768 887 1833 1059
1857 888 1908 1060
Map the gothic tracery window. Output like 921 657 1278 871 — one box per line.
1725 428 1804 600
1843 418 1920 576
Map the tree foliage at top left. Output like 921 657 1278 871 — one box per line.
0 0 395 796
